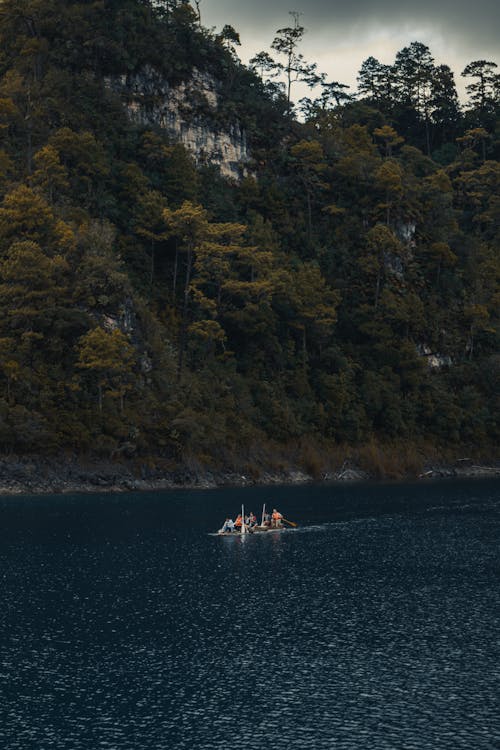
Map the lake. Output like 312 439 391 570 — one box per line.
1 479 499 749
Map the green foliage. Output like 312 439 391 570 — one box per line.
0 0 497 464
77 326 136 412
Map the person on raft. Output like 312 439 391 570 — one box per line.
245 511 257 527
234 514 243 530
220 518 235 533
271 509 283 528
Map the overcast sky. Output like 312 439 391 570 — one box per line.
200 0 499 101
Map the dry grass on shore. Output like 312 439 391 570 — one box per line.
202 436 499 482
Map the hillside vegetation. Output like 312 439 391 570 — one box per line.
0 0 498 477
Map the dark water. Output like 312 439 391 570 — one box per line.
1 480 499 749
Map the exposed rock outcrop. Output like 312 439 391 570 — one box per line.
109 67 249 179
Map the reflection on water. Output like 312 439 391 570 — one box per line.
0 479 499 749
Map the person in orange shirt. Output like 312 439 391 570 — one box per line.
234 514 243 530
271 509 283 528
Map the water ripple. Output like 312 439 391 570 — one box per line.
0 480 499 749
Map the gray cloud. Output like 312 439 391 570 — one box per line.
202 0 500 59
200 0 499 104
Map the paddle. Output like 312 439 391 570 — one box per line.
282 518 297 527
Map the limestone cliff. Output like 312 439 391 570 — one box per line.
109 67 249 179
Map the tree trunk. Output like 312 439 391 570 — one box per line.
150 238 155 291
26 92 33 175
375 266 381 308
177 246 194 381
173 242 179 299
424 113 431 157
306 188 312 247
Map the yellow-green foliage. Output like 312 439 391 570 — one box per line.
0 0 497 465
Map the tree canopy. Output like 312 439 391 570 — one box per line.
0 0 498 473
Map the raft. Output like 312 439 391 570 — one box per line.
217 525 286 536
216 503 295 536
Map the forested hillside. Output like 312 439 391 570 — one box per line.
0 0 498 477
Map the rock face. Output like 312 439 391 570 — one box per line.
416 344 453 370
396 221 416 247
110 67 248 180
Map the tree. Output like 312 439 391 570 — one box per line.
318 80 352 109
0 184 74 255
132 189 168 289
0 96 19 146
393 42 435 154
419 169 457 280
373 160 404 226
357 56 394 107
0 66 46 173
76 327 136 412
463 304 492 359
0 335 22 402
455 161 500 236
373 125 404 157
0 148 14 194
0 239 69 324
47 128 110 210
73 220 132 311
359 224 404 307
394 42 435 112
162 202 249 377
161 143 199 204
0 239 72 402
289 139 327 246
189 222 263 359
283 261 339 368
462 60 498 123
456 127 491 163
429 64 461 146
31 144 69 203
249 51 281 81
162 201 208 377
270 12 320 107
426 242 457 287
216 24 240 57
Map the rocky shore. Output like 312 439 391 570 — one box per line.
0 455 499 496
0 456 312 495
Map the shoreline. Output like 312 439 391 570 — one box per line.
0 456 499 496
